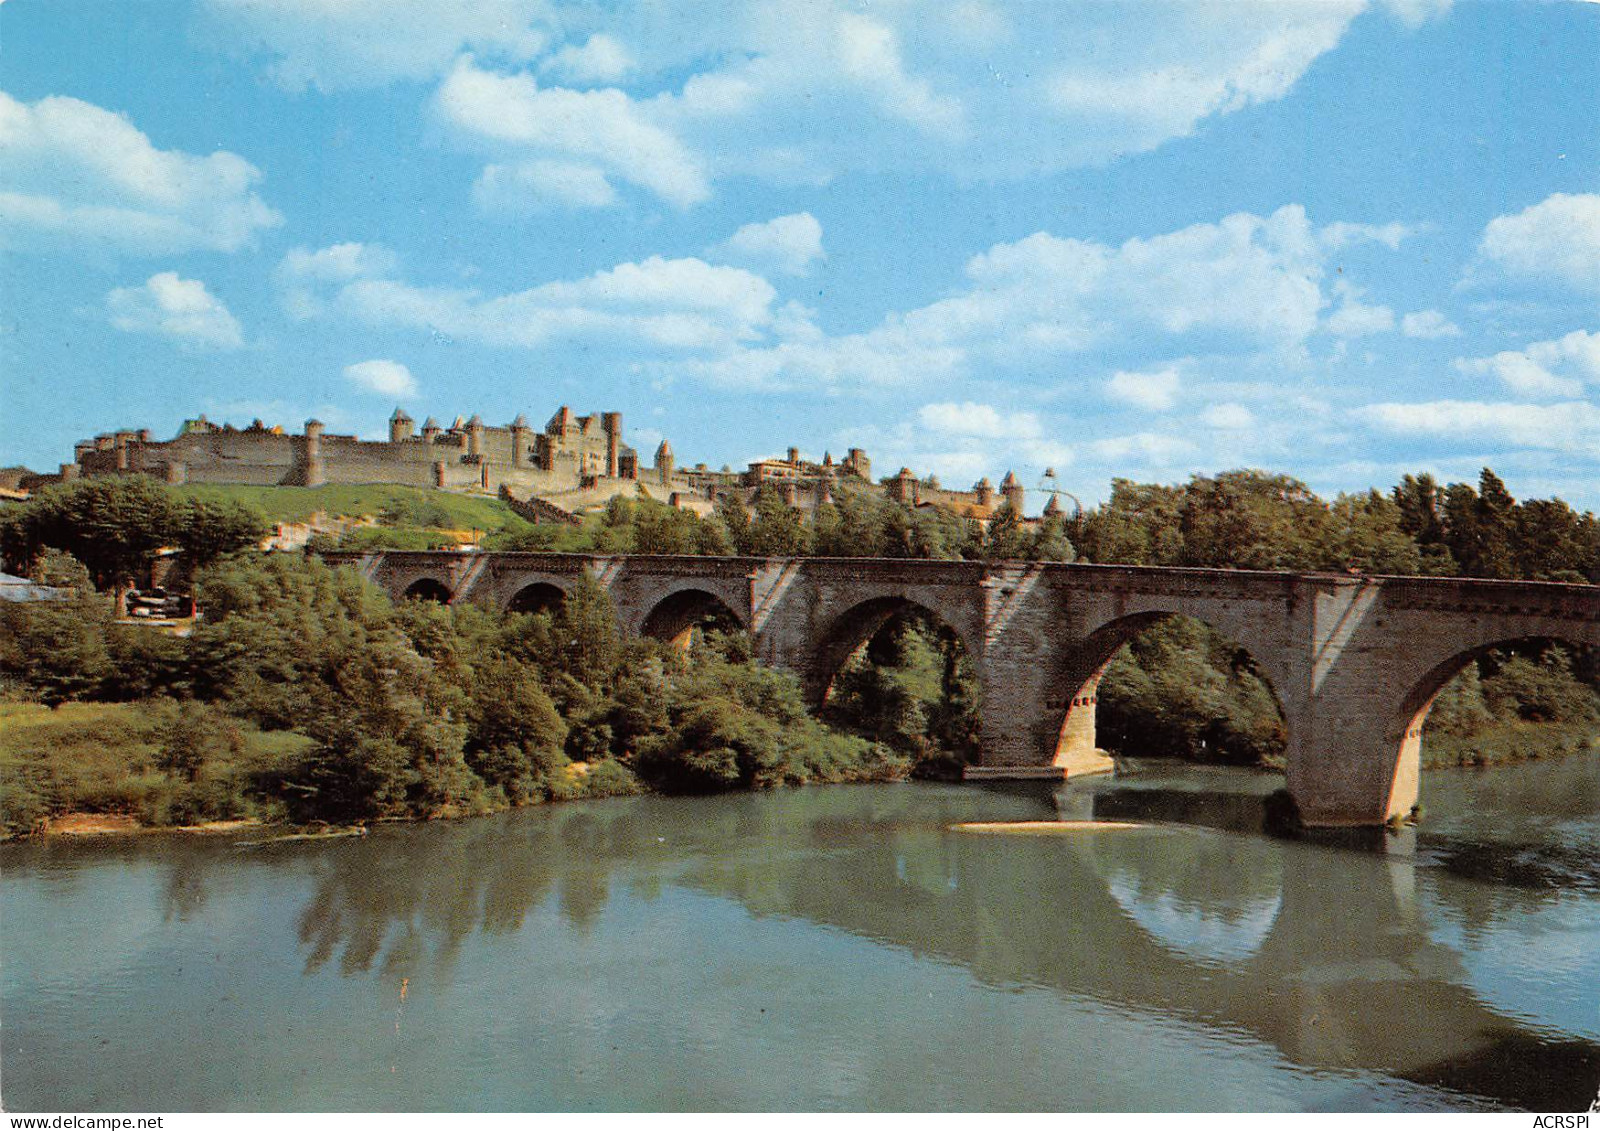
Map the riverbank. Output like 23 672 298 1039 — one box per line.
1420 718 1598 769
8 694 1597 843
0 701 318 840
0 699 654 841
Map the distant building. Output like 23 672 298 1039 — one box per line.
52 403 1052 527
62 407 640 498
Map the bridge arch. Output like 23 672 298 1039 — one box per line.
506 581 567 615
813 595 977 707
1052 610 1289 772
1384 632 1597 821
401 577 452 603
639 587 744 649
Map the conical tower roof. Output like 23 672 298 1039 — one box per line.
1000 470 1019 488
390 406 412 422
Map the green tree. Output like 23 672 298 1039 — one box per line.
174 497 269 574
0 550 112 706
548 574 622 689
2 477 183 607
984 503 1030 560
1473 469 1518 579
158 701 242 782
1324 491 1422 574
743 485 809 556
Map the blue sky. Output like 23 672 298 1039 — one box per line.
2 0 1597 509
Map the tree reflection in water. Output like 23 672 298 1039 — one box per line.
272 780 1598 1110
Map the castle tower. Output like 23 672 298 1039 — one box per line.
602 411 623 478
974 477 993 509
467 414 485 458
787 446 800 465
303 419 326 487
1042 493 1062 518
655 439 675 487
421 416 441 442
815 475 833 508
890 467 918 504
389 407 414 443
510 414 530 467
846 448 871 480
1001 470 1025 513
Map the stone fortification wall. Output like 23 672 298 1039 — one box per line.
64 405 645 496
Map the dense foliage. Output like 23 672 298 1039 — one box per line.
0 552 903 837
822 610 981 778
1 477 267 594
1076 468 1600 581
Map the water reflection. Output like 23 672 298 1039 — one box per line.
5 758 1598 1111
1091 830 1283 965
237 770 1600 1110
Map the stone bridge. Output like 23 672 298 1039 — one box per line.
328 551 1599 828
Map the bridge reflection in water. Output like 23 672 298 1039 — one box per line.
252 777 1599 1110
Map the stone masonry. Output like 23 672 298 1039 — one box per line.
329 550 1600 828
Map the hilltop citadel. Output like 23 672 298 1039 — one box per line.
37 406 1050 526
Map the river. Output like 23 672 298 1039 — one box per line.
3 756 1598 1112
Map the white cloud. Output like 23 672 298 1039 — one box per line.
275 242 398 317
196 0 551 90
849 402 1071 490
1360 399 1600 455
706 212 825 277
106 272 244 350
1106 367 1181 411
1472 193 1600 293
277 241 397 284
1381 0 1454 29
343 359 418 398
1454 330 1600 398
698 204 1351 391
291 206 1408 409
1324 282 1395 337
541 34 633 85
1201 403 1256 430
1044 3 1362 158
1400 310 1461 339
323 254 779 353
472 160 620 211
434 56 710 210
1318 220 1416 251
918 401 1042 439
248 3 1390 211
1085 431 1200 464
0 91 281 256
831 11 965 137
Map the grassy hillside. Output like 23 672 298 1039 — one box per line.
174 483 522 531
